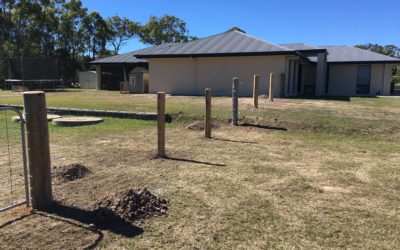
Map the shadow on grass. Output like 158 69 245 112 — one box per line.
42 202 143 239
210 137 257 144
0 202 141 249
284 96 352 102
240 123 287 131
0 212 33 230
35 211 104 249
163 156 226 167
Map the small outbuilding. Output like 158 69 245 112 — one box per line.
88 51 148 90
78 71 97 89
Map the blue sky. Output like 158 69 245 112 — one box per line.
82 0 400 53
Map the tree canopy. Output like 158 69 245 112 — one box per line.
139 15 196 45
227 26 246 33
355 43 400 58
0 1 196 82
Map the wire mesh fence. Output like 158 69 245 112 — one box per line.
0 108 28 212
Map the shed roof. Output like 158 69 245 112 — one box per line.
134 31 295 58
89 50 148 64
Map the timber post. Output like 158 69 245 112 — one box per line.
232 77 239 126
23 91 53 209
205 88 212 138
253 75 259 108
157 92 166 157
269 73 275 102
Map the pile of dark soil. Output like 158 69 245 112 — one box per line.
53 163 91 182
93 188 168 223
185 121 220 130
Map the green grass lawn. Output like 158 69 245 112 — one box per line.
0 90 399 249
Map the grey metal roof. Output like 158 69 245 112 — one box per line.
91 31 400 64
89 50 148 64
280 43 320 51
315 46 400 63
135 31 295 58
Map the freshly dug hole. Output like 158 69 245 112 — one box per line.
93 188 168 223
53 163 91 182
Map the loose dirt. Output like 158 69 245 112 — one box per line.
93 188 168 223
185 121 220 130
53 163 91 182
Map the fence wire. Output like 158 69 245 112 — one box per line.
0 109 28 211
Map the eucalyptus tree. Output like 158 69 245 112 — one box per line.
140 15 195 45
107 15 140 54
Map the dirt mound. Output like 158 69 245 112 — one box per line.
185 121 220 130
94 188 168 223
53 163 91 182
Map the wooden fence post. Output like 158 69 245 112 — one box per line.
253 75 259 108
269 73 275 102
232 77 239 126
157 92 166 157
23 91 53 209
205 88 212 138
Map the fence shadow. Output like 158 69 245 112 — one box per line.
285 96 352 102
240 123 287 131
42 202 143 238
35 211 104 249
210 137 257 144
164 156 226 167
0 212 33 230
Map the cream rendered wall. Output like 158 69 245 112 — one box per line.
148 55 287 96
382 64 393 95
327 63 393 96
148 58 196 95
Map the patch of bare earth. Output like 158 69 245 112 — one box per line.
52 163 91 182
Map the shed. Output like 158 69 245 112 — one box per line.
88 51 148 90
79 71 97 89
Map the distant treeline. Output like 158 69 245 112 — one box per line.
0 0 196 82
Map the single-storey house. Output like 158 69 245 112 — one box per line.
92 30 400 97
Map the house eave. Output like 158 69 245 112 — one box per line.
134 51 296 59
327 60 400 65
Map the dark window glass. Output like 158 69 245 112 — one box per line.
356 65 371 95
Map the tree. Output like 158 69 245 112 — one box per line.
227 26 246 33
58 0 87 60
139 15 194 45
81 11 111 60
107 16 139 54
355 43 400 58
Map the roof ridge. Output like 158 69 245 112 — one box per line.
236 31 293 51
168 30 293 51
280 43 306 45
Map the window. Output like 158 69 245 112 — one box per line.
356 65 371 95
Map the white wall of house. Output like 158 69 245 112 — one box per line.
327 63 394 96
148 55 287 96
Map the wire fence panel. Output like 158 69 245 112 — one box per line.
0 108 29 213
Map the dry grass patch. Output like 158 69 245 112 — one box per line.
0 92 399 249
